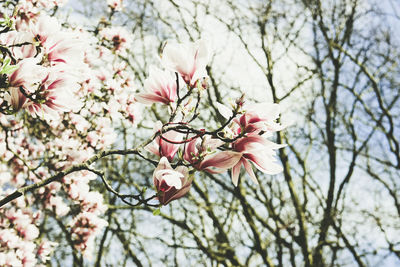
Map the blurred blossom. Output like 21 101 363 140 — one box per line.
37 240 58 262
135 66 181 105
100 26 132 53
161 39 209 86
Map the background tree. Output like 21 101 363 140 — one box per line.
1 0 399 266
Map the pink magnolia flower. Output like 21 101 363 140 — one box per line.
19 224 39 241
18 242 37 267
100 26 132 53
23 70 81 118
37 240 58 262
145 121 182 161
8 58 46 93
234 103 284 134
135 67 181 105
0 251 21 267
153 157 192 205
0 229 20 249
231 135 284 186
161 39 209 86
80 191 108 215
218 101 284 135
184 137 241 173
5 59 46 111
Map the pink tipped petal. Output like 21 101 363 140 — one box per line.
242 159 259 184
200 151 242 170
155 157 172 172
145 142 160 157
234 135 269 152
206 138 225 150
231 161 243 186
245 153 283 175
153 158 193 205
135 93 170 105
184 139 197 162
163 184 191 205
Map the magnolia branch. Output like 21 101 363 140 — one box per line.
0 112 243 208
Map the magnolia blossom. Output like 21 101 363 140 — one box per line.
7 67 81 118
100 26 132 53
24 70 81 118
145 121 182 161
0 251 22 267
231 135 284 186
47 195 70 216
135 67 181 105
234 103 284 134
153 157 192 205
17 0 67 15
80 191 108 215
37 240 58 262
217 101 284 135
161 39 209 86
7 58 46 94
68 212 108 257
184 137 241 173
0 229 20 249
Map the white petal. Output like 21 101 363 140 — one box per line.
216 102 233 119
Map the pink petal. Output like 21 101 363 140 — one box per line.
245 153 283 175
184 139 197 162
234 135 269 152
231 160 243 186
242 159 259 184
200 151 242 170
145 142 160 157
135 93 169 105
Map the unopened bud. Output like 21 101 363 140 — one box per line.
235 94 245 108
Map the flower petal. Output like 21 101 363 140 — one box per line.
216 102 233 119
200 151 242 170
242 159 259 184
231 160 243 186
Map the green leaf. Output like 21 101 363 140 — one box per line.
0 65 18 75
0 57 18 75
3 57 11 67
0 13 12 27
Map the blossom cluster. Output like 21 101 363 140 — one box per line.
0 0 285 264
136 40 284 205
0 0 135 264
